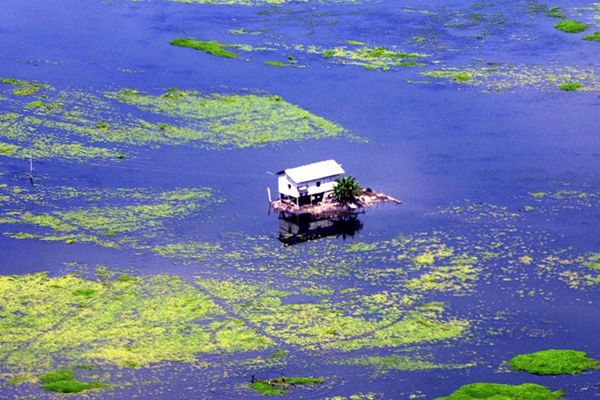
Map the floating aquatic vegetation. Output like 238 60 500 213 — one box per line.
170 38 239 58
435 383 564 400
582 31 600 40
197 278 469 352
419 64 600 92
548 7 566 18
422 70 472 82
250 376 324 395
558 82 583 91
0 80 350 163
40 369 107 393
307 43 426 70
0 273 271 371
509 349 600 375
433 201 522 223
554 20 588 33
107 88 347 148
337 354 472 374
0 78 49 96
0 182 216 250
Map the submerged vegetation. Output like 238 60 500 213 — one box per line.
509 350 600 375
435 383 564 400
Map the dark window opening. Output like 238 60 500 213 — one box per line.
316 181 321 187
288 184 291 189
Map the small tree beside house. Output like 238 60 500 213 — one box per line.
333 176 361 205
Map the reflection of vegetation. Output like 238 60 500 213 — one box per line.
250 377 324 395
509 349 600 375
435 383 564 400
170 38 238 58
40 369 107 393
554 20 587 33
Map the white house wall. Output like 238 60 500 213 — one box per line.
278 174 341 198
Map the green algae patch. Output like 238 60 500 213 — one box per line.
558 82 582 91
0 273 272 370
554 20 587 33
40 369 107 393
1 78 49 96
435 383 564 400
170 38 238 58
250 376 324 396
583 31 600 41
509 349 600 375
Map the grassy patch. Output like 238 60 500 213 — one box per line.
250 377 324 395
509 349 600 375
558 82 582 91
170 38 238 58
583 31 600 41
554 20 587 33
435 383 564 400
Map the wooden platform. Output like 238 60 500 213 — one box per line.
271 188 401 219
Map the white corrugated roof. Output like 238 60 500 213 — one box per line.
278 159 344 184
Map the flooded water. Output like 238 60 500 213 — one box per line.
1 0 600 398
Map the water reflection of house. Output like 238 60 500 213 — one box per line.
278 214 363 245
276 159 344 207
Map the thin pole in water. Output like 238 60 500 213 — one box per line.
28 150 34 187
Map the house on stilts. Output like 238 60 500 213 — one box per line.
275 159 345 207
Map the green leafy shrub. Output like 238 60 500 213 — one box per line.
333 176 362 205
